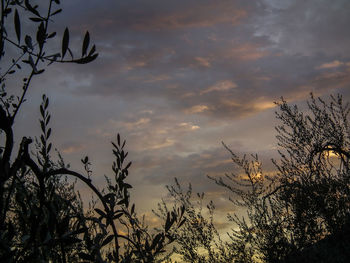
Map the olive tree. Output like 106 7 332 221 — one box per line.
167 94 350 263
0 1 185 262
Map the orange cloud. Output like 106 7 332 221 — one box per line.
225 43 269 61
195 57 211 67
61 144 84 154
119 118 151 130
185 104 209 114
178 122 200 131
148 138 175 150
200 80 237 95
317 60 344 69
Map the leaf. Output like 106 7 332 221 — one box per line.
36 22 45 49
117 198 126 205
28 55 37 72
180 205 185 216
82 31 90 56
25 0 40 16
47 32 56 39
40 105 45 118
165 212 171 232
47 143 52 153
94 208 106 218
74 53 98 64
178 218 186 228
45 114 51 125
45 97 49 108
14 9 21 43
25 35 33 50
51 9 62 16
101 235 114 247
88 44 96 56
111 141 118 150
67 47 74 59
40 120 45 132
40 134 45 144
166 233 175 243
124 183 132 189
125 161 132 170
62 27 69 59
29 17 43 22
46 128 51 139
151 233 163 250
34 69 45 75
113 212 123 219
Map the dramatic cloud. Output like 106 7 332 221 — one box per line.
11 0 350 218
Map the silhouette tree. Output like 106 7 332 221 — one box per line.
166 94 350 263
0 1 185 262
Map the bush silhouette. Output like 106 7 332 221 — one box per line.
163 94 350 263
0 1 185 262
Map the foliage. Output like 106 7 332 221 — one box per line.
2 1 349 263
154 178 234 263
0 1 185 262
167 94 350 263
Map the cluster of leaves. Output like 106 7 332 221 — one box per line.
0 0 98 119
0 1 186 262
166 94 350 263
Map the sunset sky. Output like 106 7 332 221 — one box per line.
11 0 350 225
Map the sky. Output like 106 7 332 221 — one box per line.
7 0 350 227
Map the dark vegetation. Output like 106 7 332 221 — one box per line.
165 94 350 263
0 1 185 262
1 1 349 262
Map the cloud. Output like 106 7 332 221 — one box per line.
185 105 210 114
200 80 237 95
209 98 276 119
118 118 151 130
52 0 350 125
58 0 247 35
317 60 345 69
16 0 350 222
61 143 85 154
194 57 211 67
224 43 270 61
178 122 200 131
149 138 175 150
254 0 350 57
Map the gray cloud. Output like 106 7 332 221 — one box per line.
43 0 348 122
8 0 350 217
